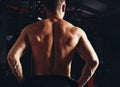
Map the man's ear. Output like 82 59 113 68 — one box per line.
62 4 66 12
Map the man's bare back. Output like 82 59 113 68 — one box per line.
26 18 81 76
7 0 99 86
7 17 99 86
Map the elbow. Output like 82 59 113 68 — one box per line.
7 54 18 69
92 59 99 75
7 54 13 63
7 54 16 64
95 58 99 68
87 58 99 74
93 60 99 70
91 58 99 69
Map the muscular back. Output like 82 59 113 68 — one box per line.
26 18 80 76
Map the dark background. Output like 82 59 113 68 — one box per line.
0 0 120 87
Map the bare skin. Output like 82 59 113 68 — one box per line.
7 1 99 87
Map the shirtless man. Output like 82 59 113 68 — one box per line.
7 0 99 87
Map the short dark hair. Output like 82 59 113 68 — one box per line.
44 0 66 13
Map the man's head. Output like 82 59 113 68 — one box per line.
44 0 66 18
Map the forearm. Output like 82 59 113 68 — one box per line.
78 62 98 87
78 64 93 87
7 57 24 83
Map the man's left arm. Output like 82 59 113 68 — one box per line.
76 29 99 87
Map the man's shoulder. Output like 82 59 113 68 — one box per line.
62 19 73 25
62 20 81 29
20 23 35 36
63 20 82 31
24 21 42 30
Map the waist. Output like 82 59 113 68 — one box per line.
31 75 71 81
33 69 71 77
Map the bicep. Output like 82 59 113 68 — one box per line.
76 31 98 63
8 30 28 59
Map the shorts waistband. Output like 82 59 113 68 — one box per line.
31 75 73 81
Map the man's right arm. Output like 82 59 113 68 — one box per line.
76 29 99 87
7 26 29 84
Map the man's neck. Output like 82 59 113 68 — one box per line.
47 12 63 20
